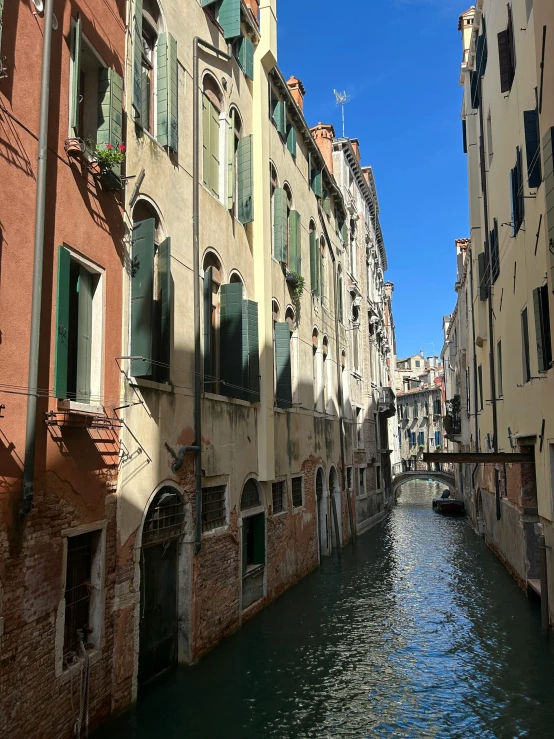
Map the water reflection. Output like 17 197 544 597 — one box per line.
97 481 554 738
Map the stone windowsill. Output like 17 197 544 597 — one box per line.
58 399 105 415
60 648 102 684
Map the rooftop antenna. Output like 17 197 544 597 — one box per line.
334 89 350 138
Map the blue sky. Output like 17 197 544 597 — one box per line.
277 0 469 360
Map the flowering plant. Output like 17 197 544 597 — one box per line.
95 143 126 171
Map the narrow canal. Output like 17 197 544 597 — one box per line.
97 481 554 738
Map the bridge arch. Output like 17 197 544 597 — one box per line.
392 471 457 497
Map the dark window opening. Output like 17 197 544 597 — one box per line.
202 484 226 532
346 466 353 490
522 307 531 383
272 480 286 514
478 364 484 410
142 487 185 547
64 533 93 663
241 479 261 510
291 476 303 508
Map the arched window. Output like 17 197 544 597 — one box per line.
138 0 163 136
274 300 292 409
241 479 261 510
283 183 293 265
131 199 171 382
203 74 223 198
349 217 357 280
312 328 319 409
319 236 326 305
322 335 329 412
352 302 360 373
240 478 265 609
203 251 223 393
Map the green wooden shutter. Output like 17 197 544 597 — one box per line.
132 0 143 120
273 187 287 262
131 219 155 377
201 0 219 5
288 210 301 275
311 169 322 197
157 237 171 382
470 71 480 110
97 68 123 177
218 0 241 39
309 230 319 294
157 33 178 152
227 112 235 210
70 16 82 135
237 134 253 224
523 109 541 189
242 300 260 402
533 287 546 371
54 247 71 399
275 322 292 409
202 95 210 189
287 125 297 157
237 35 254 80
220 282 243 398
76 267 93 403
210 100 220 197
497 29 513 93
203 267 214 392
272 100 285 137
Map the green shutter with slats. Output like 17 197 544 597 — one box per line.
533 287 546 371
275 322 292 409
157 237 171 382
273 187 287 262
523 109 541 189
287 125 297 157
201 0 219 5
203 267 214 392
310 229 319 295
132 0 143 121
478 251 488 300
70 16 82 135
157 33 178 152
97 68 123 177
220 282 243 398
237 35 254 80
218 0 241 39
311 168 322 197
131 219 155 377
272 99 286 137
76 267 93 403
54 247 71 399
227 112 235 210
288 210 301 275
237 134 253 224
242 300 260 402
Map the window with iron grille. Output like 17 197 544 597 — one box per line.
63 532 94 663
241 479 261 510
272 480 286 514
202 484 227 532
291 476 303 508
358 467 366 495
143 487 185 547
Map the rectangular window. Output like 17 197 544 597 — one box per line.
291 476 303 508
490 219 500 283
376 466 381 490
466 367 471 413
497 7 515 94
435 430 442 447
418 431 425 447
497 340 503 396
413 402 418 418
478 364 484 410
358 467 366 495
62 529 104 668
510 147 525 236
355 406 364 447
54 247 104 404
522 307 531 383
524 109 541 189
487 110 493 163
533 285 552 372
202 484 227 532
272 480 286 514
346 466 353 490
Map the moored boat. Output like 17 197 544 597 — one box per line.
432 498 465 515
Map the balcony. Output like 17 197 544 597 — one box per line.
378 386 396 418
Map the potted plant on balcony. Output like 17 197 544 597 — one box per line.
64 137 85 158
286 271 304 302
94 143 125 191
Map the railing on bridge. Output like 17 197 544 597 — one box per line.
392 459 455 476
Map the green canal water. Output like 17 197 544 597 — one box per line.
97 481 554 738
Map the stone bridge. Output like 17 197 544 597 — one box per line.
392 461 457 496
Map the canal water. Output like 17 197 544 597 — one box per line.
97 481 554 738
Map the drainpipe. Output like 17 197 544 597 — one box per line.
477 77 500 521
21 0 55 517
192 38 230 553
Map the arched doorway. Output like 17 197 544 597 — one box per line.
240 478 266 611
329 466 342 550
138 486 185 686
316 467 330 557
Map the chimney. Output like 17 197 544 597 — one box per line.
351 138 361 163
310 122 335 176
287 76 306 112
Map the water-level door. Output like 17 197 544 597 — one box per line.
138 539 178 685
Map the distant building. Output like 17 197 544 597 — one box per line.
395 353 443 394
